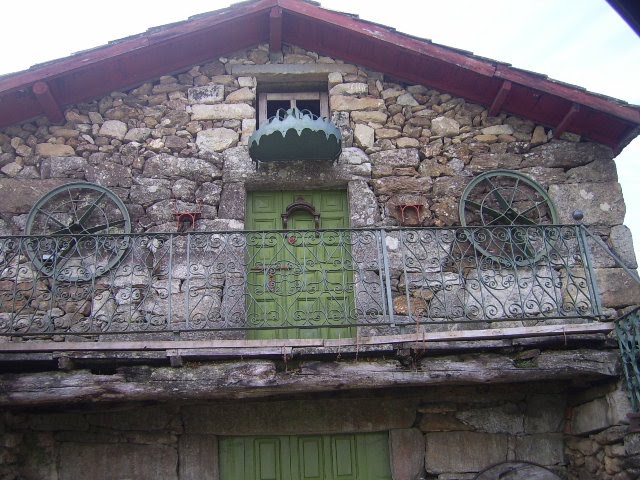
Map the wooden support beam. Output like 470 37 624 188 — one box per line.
0 334 609 364
0 349 620 407
553 103 581 138
32 81 64 124
0 322 615 354
269 6 283 54
57 356 76 371
488 80 512 117
168 354 183 368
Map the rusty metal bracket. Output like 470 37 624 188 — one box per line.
282 197 320 229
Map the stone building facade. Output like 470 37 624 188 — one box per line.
1 2 640 479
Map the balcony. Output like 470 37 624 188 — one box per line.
0 225 609 347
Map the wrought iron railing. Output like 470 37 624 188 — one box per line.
616 308 640 413
0 225 602 339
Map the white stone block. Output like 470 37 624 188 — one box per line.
191 103 255 120
196 128 240 153
188 85 224 104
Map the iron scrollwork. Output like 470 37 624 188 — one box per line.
0 226 600 338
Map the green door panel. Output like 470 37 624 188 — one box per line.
355 433 392 480
254 437 286 480
219 433 392 480
246 191 354 339
295 436 324 480
219 437 246 480
331 435 356 480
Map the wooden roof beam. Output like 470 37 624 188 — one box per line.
488 80 512 116
553 103 581 138
269 6 283 54
32 81 64 125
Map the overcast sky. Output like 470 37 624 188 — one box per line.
2 0 639 257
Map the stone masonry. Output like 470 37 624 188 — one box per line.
1 43 637 336
1 41 639 480
0 384 591 480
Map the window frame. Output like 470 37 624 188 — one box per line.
258 91 329 126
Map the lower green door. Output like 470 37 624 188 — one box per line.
219 433 392 480
246 191 354 339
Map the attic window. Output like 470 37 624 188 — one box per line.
249 86 341 162
258 91 329 126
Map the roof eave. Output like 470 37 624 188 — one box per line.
0 0 638 152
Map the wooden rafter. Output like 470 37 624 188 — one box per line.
553 103 581 138
32 81 64 124
269 6 283 53
488 80 512 117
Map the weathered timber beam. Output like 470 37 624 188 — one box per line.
0 350 620 407
0 322 615 353
488 80 512 116
0 334 607 363
32 81 64 124
553 103 581 138
269 6 283 54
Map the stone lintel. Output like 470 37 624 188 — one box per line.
231 63 358 83
183 395 418 435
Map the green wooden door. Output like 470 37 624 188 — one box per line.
246 191 354 339
219 433 392 480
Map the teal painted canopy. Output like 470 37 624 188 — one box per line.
248 108 342 162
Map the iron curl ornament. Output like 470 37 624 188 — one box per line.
459 170 559 266
24 183 131 281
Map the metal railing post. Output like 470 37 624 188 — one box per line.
184 233 191 333
379 229 395 326
168 234 174 332
582 225 640 286
577 224 604 318
615 310 640 413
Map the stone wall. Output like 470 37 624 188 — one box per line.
0 384 588 480
565 382 638 480
0 42 638 337
1 42 639 478
0 43 635 238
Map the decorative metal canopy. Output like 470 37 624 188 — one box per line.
248 108 342 162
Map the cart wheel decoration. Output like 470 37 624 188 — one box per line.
25 183 131 281
459 170 559 265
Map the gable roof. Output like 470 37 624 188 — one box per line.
1 0 639 152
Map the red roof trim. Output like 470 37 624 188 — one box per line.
494 65 640 124
0 0 277 93
0 0 638 152
278 0 497 77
